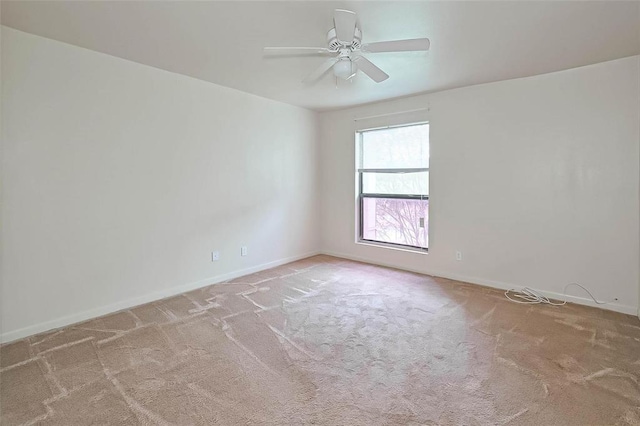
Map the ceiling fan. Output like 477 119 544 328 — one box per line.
264 9 430 84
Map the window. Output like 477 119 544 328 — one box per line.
357 123 429 251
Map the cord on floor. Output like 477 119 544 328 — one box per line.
504 283 617 306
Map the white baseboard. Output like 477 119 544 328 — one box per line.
0 250 320 344
322 250 639 317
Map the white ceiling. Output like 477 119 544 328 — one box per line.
2 1 639 111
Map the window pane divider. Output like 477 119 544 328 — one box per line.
357 168 428 174
360 193 429 200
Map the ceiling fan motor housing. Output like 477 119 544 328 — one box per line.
327 27 362 51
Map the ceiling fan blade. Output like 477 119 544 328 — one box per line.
362 38 431 53
334 9 357 45
264 47 334 56
353 56 389 83
302 57 339 84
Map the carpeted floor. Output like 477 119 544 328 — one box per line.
1 255 639 425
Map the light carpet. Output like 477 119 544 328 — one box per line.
1 255 639 425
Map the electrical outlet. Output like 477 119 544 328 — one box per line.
241 246 248 256
455 251 462 261
211 251 220 261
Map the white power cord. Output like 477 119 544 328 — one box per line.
504 283 618 306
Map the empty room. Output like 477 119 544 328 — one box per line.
1 1 639 424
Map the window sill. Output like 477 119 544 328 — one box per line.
356 240 428 255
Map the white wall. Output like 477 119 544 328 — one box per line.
1 27 320 342
320 56 640 315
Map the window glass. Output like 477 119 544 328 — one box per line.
360 124 429 170
362 171 429 196
362 198 429 249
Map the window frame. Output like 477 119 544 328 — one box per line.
356 122 430 252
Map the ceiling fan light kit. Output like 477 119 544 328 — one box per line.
333 58 357 80
264 9 430 85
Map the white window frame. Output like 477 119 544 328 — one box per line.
356 122 430 252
